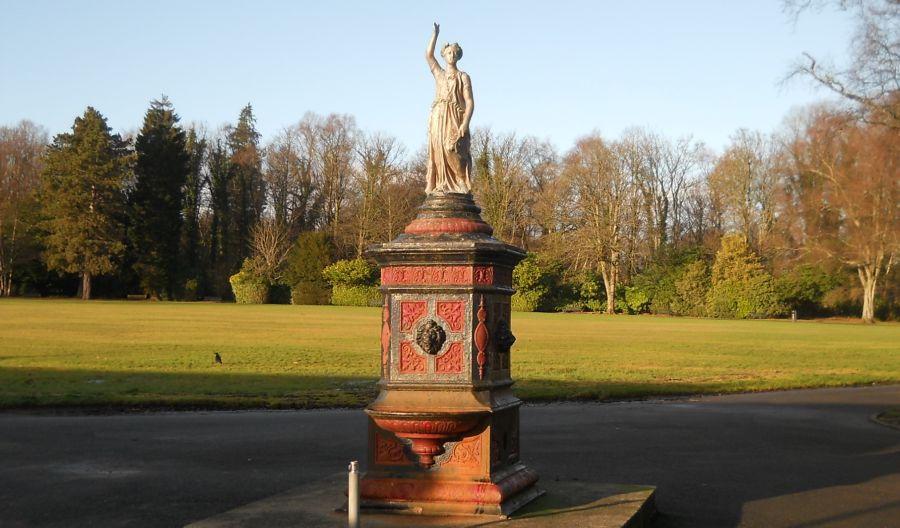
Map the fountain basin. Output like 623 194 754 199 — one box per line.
367 410 486 468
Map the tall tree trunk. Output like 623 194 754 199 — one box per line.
600 261 616 315
6 218 17 297
82 272 92 300
857 265 877 324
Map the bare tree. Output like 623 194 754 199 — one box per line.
264 125 321 234
296 113 358 247
351 132 406 256
320 114 357 244
620 129 663 256
708 130 779 252
784 105 899 322
471 129 532 246
786 0 900 128
665 136 707 246
248 218 293 285
683 178 716 249
562 134 634 314
0 121 47 296
517 137 560 248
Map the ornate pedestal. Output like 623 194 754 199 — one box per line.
361 193 543 516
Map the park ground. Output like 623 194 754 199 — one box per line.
1 299 898 526
0 298 898 409
0 385 897 527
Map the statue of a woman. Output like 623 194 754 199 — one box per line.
425 23 474 194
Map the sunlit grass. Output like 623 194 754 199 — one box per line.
1 299 897 409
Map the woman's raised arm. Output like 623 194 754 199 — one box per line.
426 23 440 72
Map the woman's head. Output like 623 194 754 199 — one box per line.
441 42 463 64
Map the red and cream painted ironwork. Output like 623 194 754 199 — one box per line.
435 341 464 373
474 295 489 379
399 300 427 332
403 217 493 235
381 299 391 376
436 300 465 331
374 430 410 466
381 265 512 288
391 294 472 381
360 465 538 506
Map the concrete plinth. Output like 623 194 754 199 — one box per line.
185 476 656 528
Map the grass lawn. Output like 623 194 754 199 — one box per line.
1 298 897 409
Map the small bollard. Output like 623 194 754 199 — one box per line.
791 310 797 322
348 460 360 528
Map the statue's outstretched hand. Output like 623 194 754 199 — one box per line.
433 23 440 35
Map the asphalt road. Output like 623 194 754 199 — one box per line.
1 385 897 527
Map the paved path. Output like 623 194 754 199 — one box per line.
1 385 897 527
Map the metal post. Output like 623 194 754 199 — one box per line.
348 460 359 528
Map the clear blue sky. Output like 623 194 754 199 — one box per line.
2 0 852 154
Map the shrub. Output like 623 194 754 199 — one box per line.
626 247 710 315
707 275 778 319
705 234 782 318
322 258 379 306
629 263 674 314
512 254 564 312
322 258 377 287
290 281 332 305
613 284 654 314
573 270 604 311
268 284 292 304
623 285 651 314
284 232 334 305
183 278 201 301
774 264 841 317
512 289 544 312
671 260 710 317
331 284 382 307
229 263 268 304
822 280 863 316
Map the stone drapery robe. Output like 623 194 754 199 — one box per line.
426 64 473 194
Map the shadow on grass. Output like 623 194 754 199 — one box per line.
3 366 895 412
0 367 380 411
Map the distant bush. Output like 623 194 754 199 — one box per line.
268 284 292 304
290 282 331 305
183 278 201 301
706 234 782 318
774 264 841 318
512 254 565 312
322 258 379 306
671 260 710 317
512 289 543 312
284 232 334 305
229 261 268 304
570 270 604 312
627 247 710 315
622 285 651 314
322 258 377 287
331 284 382 307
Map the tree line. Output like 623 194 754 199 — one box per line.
0 0 896 322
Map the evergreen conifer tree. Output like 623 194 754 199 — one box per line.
180 127 206 298
228 104 266 266
40 107 130 299
706 233 782 318
128 96 189 299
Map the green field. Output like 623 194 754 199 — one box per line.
1 298 898 409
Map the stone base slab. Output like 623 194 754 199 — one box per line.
185 474 656 528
